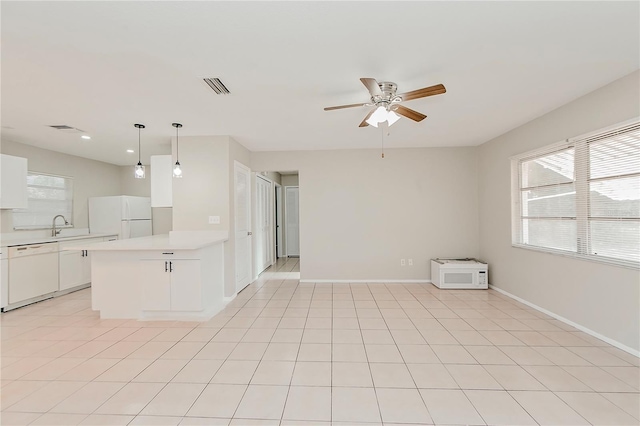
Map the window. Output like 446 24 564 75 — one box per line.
13 173 74 230
512 121 640 268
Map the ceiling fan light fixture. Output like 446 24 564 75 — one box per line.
366 106 400 127
366 106 386 127
387 110 401 126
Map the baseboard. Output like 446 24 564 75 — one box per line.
299 279 432 284
489 285 640 358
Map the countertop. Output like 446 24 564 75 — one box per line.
66 231 229 251
1 233 118 248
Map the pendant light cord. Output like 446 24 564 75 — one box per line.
176 126 179 161
138 127 141 163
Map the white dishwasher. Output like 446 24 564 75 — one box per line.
9 242 59 306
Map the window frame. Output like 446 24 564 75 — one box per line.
511 118 640 270
12 171 74 231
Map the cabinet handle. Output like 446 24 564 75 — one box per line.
169 261 173 272
164 261 168 272
162 252 174 255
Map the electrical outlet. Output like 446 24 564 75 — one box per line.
400 259 406 266
408 258 413 266
208 216 220 224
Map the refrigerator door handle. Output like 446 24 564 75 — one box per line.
121 221 131 239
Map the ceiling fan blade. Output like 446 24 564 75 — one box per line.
324 103 367 111
395 105 427 122
398 84 446 102
360 78 382 97
358 109 375 127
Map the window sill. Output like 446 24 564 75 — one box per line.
511 243 639 270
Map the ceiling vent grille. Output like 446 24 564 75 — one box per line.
203 78 230 95
49 125 85 132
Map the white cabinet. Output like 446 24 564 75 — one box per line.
1 250 8 309
0 154 28 209
140 257 201 312
150 155 172 207
58 237 104 291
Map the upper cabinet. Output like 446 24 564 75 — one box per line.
0 154 28 209
150 155 172 207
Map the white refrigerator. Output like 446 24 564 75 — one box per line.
89 196 152 239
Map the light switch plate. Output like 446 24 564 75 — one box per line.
208 216 220 224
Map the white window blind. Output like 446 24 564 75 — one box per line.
512 121 640 268
13 173 74 230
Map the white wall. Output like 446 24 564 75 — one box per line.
0 139 121 232
172 136 230 232
171 135 251 297
478 70 640 352
252 147 480 281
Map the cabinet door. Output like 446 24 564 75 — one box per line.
140 260 171 311
59 250 84 291
0 154 28 209
81 251 92 285
1 258 8 308
170 260 201 311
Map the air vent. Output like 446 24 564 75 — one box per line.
203 78 230 95
48 125 85 132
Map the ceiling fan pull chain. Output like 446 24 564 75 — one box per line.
381 123 385 159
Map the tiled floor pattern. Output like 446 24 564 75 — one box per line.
1 257 639 425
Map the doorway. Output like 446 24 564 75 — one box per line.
254 171 300 279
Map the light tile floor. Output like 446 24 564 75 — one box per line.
2 257 639 425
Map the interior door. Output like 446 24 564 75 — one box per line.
234 162 252 293
285 186 300 256
256 176 272 274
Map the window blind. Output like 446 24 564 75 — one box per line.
512 121 640 268
12 173 74 230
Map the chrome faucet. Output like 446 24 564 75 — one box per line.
52 215 69 237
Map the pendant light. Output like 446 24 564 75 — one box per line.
172 122 183 178
134 123 146 178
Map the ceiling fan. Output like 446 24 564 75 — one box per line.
324 78 446 128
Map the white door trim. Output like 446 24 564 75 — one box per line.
234 161 252 293
275 183 283 259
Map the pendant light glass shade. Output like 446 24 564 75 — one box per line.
135 162 145 178
172 123 183 178
134 124 146 179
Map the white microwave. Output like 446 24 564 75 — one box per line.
431 258 488 289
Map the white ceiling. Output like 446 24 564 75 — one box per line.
2 1 638 166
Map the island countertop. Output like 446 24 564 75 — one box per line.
65 231 228 251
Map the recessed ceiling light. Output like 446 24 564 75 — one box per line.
81 135 91 140
127 149 134 153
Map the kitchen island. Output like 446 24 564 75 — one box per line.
67 231 228 320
